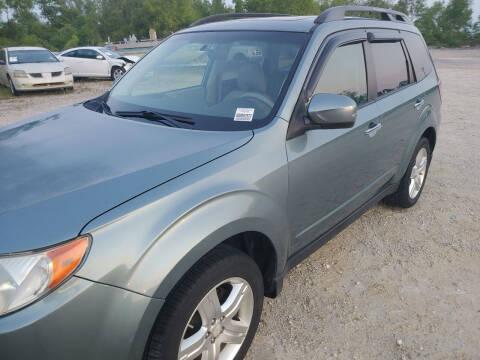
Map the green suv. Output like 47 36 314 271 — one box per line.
0 6 440 360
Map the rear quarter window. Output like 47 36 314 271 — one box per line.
403 32 433 82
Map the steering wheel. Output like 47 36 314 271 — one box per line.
237 92 275 109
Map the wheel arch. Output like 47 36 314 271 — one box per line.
222 231 279 298
393 107 438 184
144 215 287 301
422 126 436 153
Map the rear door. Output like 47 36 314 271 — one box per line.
400 31 439 143
365 30 418 171
287 31 389 252
78 49 109 77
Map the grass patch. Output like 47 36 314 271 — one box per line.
0 86 13 100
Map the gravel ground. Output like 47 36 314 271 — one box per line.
1 48 479 360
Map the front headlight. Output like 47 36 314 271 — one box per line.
12 70 28 78
64 67 72 75
0 236 90 316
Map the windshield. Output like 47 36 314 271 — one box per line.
101 48 121 59
8 50 58 64
107 31 308 131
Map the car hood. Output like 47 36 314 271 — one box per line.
0 105 253 253
119 55 139 63
9 62 67 73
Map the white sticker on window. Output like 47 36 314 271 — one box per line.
234 108 255 122
9 56 18 63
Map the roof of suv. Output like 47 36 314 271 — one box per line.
179 7 418 34
183 16 319 33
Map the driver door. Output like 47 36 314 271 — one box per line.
286 33 390 253
76 49 109 77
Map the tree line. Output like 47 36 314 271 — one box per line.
0 0 478 50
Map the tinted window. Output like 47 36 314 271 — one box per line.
77 49 101 59
371 42 409 96
403 32 433 81
0 49 5 63
314 42 368 105
63 50 78 57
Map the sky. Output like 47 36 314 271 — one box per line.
223 0 480 21
1 0 479 23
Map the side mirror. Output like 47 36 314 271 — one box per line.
0 60 5 65
307 93 357 129
96 55 105 60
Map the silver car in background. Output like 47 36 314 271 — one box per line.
0 46 74 95
58 46 139 80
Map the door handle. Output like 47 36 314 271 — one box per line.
365 122 382 137
414 98 425 110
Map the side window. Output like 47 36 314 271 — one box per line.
0 49 5 64
314 42 368 105
63 50 78 58
91 50 103 60
370 42 409 96
76 49 99 59
402 32 433 82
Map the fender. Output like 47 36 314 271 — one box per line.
77 118 291 299
77 187 289 299
130 190 290 299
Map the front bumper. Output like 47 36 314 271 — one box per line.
0 276 164 360
12 74 74 91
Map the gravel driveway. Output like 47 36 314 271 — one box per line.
1 48 479 360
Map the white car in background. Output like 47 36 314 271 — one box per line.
0 46 74 96
58 47 139 80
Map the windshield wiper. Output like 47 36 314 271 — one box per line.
114 111 195 127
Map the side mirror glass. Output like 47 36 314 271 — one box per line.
307 93 357 129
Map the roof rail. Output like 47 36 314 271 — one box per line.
190 13 289 27
315 6 410 24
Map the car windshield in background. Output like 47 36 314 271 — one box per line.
8 50 58 64
106 31 308 131
101 48 121 59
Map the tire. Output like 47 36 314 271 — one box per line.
144 246 264 360
111 66 125 81
7 76 19 96
385 137 431 208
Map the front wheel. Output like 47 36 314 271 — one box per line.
111 66 125 80
8 77 19 96
385 137 431 208
145 246 264 360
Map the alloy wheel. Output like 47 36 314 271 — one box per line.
178 277 254 360
409 147 428 199
113 68 124 80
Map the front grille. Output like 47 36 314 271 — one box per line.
51 71 62 77
30 73 42 78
